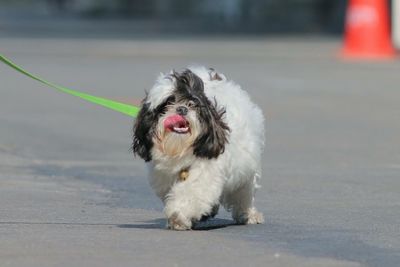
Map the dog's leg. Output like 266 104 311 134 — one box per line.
200 203 219 221
226 175 264 225
164 165 223 230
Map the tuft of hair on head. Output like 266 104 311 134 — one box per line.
173 69 205 95
208 68 224 81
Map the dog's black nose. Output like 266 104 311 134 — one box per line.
176 106 188 116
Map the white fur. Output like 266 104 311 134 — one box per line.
145 66 265 230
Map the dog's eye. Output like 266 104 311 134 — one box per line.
166 96 176 105
188 98 201 108
156 96 176 115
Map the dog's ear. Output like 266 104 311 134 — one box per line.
193 100 230 159
132 102 155 162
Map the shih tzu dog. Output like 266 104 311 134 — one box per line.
133 66 265 230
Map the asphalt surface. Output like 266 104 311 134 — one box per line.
1 37 400 267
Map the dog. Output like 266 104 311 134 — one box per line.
133 66 265 230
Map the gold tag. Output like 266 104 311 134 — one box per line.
179 170 189 181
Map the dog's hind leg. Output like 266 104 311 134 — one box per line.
225 173 264 225
200 204 219 221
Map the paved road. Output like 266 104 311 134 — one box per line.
1 37 399 267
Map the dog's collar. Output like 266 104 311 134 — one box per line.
179 168 190 182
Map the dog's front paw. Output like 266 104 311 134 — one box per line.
167 212 192 231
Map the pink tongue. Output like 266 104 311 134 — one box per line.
163 115 186 129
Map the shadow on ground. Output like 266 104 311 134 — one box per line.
118 218 235 230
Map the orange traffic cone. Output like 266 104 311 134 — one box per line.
342 0 396 59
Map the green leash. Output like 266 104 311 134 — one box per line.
0 54 140 117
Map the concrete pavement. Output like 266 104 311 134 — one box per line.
1 37 400 267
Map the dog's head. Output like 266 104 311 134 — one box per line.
132 69 230 162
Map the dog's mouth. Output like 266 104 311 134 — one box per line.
164 114 190 134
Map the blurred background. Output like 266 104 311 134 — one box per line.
0 0 349 37
1 1 400 266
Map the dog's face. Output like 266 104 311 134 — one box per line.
133 69 230 162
